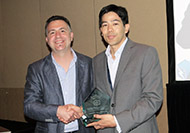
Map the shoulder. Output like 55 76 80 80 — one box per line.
128 40 160 68
128 39 156 50
127 39 158 56
93 51 106 62
75 51 92 64
28 54 52 70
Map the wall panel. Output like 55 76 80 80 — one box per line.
1 0 42 88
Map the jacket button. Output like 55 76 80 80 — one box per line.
111 103 115 107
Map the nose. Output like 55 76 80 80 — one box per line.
108 24 113 32
55 31 61 38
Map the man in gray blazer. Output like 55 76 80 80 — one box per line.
24 15 95 133
88 4 163 133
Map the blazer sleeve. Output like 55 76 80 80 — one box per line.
24 64 59 123
116 47 163 132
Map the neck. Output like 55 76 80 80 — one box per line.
109 47 116 60
52 50 74 72
109 37 127 59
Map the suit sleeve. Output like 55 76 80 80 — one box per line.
24 64 59 123
116 47 163 132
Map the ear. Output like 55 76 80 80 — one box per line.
45 37 48 43
70 32 74 41
124 24 130 34
99 26 103 35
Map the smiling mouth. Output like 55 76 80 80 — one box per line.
55 40 64 44
107 35 115 40
55 40 65 46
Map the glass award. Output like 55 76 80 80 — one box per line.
81 88 110 126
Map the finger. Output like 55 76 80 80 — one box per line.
73 112 80 118
64 121 69 124
72 106 82 114
87 122 98 127
73 114 78 119
61 119 69 124
57 116 61 120
69 108 81 119
94 114 101 119
66 105 73 111
59 117 70 123
70 115 76 121
94 124 101 129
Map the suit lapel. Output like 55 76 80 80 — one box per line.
102 54 113 96
44 54 64 104
75 58 84 106
114 39 135 89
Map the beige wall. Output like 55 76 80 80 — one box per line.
0 0 42 88
0 0 168 132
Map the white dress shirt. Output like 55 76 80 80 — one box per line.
105 38 128 133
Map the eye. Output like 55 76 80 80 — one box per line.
61 29 65 33
49 31 55 35
113 22 119 26
101 23 108 27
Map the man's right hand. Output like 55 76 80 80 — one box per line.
56 104 83 124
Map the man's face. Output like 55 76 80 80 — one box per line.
46 20 73 54
100 12 129 48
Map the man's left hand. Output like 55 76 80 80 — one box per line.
87 114 116 129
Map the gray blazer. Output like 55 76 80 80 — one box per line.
24 52 95 133
92 39 163 133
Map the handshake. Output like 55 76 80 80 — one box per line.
56 88 111 127
56 103 116 130
56 104 83 124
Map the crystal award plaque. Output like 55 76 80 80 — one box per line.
81 88 110 126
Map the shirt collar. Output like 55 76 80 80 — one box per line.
105 37 128 58
51 48 77 66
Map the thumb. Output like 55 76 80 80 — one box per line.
94 114 102 119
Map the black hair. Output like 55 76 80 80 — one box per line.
99 4 129 28
45 15 71 37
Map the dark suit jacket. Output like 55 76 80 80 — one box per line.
24 52 95 133
93 39 163 133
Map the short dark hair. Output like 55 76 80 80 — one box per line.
99 4 129 28
45 15 71 36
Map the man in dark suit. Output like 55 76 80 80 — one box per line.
88 4 163 133
24 15 95 133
